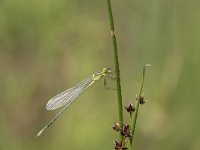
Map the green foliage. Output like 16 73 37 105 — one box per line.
0 0 200 150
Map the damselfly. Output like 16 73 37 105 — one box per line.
36 67 113 137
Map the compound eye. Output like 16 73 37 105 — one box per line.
107 67 112 72
106 67 110 70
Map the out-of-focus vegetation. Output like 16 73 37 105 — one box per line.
0 0 200 150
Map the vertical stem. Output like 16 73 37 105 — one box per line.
106 0 124 140
130 64 151 146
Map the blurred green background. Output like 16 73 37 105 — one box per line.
1 0 200 149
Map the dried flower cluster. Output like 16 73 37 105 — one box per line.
136 95 147 104
114 141 128 150
112 95 148 149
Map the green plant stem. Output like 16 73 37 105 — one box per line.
106 0 124 140
130 64 151 146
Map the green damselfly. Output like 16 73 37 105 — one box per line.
36 67 113 137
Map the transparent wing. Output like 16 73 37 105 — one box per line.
36 76 94 137
46 76 93 110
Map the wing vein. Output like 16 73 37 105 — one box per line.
46 76 93 110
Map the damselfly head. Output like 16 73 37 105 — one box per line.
103 67 112 73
